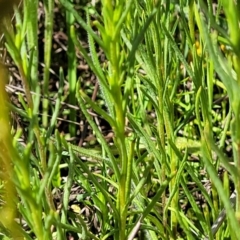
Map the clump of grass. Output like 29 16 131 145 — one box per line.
1 0 240 239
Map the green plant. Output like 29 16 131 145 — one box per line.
1 0 240 239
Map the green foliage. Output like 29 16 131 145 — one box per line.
1 0 240 239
